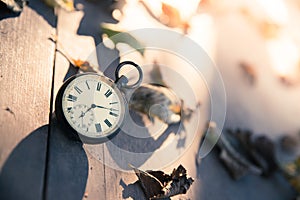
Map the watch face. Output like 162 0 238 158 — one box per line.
60 73 125 141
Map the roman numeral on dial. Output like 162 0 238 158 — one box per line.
86 81 90 90
104 89 112 98
104 119 112 127
67 94 77 102
109 112 118 117
96 82 101 91
74 86 82 94
95 123 102 132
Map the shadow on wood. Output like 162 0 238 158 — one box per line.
0 125 48 200
45 116 88 200
63 63 79 82
110 111 181 153
104 111 182 169
120 179 146 200
0 3 21 20
75 0 117 45
28 0 56 27
0 120 89 200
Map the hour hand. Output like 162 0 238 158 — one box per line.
92 104 118 111
80 105 94 117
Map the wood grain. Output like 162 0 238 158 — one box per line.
45 6 106 200
45 3 146 199
0 0 56 198
0 1 295 200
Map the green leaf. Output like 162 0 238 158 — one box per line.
101 23 145 56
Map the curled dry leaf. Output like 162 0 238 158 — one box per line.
48 36 98 73
71 59 97 73
200 123 276 180
220 127 278 179
57 51 97 73
130 61 200 125
160 2 181 28
139 1 190 34
218 130 263 179
48 35 97 72
227 129 277 177
101 23 145 56
161 3 190 34
1 0 28 13
129 84 182 124
131 165 194 199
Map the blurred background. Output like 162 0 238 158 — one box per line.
1 0 300 199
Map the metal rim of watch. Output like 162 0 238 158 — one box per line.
57 73 127 144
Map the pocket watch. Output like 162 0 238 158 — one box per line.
55 61 143 144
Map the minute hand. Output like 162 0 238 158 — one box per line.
93 104 119 111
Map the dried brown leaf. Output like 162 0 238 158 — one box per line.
139 0 190 34
161 3 181 28
132 167 164 199
202 126 264 180
131 165 194 199
161 3 190 34
129 84 182 124
71 59 97 73
48 37 98 73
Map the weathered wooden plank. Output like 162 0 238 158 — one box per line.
45 118 89 200
45 4 108 199
0 0 56 199
103 161 146 200
0 125 49 200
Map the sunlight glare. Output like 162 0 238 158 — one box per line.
267 36 299 77
256 0 288 24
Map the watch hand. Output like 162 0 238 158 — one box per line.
79 111 85 118
92 104 119 112
80 105 95 118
